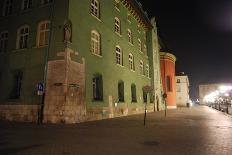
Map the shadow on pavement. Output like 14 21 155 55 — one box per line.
0 144 42 155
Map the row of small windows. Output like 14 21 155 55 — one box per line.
2 0 53 16
93 74 149 103
0 20 50 52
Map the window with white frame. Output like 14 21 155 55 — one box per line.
114 0 120 11
22 0 32 10
114 17 121 34
3 0 13 16
139 60 144 75
127 29 133 44
91 30 101 56
17 26 29 49
41 0 52 5
129 53 134 71
91 0 99 18
37 21 50 47
146 64 149 77
138 39 142 52
116 46 123 65
0 31 8 53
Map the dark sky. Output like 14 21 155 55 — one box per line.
139 0 232 100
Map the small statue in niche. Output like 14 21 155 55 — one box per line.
64 22 72 43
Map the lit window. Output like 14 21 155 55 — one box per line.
91 0 99 18
115 0 120 11
0 31 8 53
139 60 144 75
22 0 32 10
17 26 29 49
118 81 124 102
129 53 134 71
37 21 50 47
93 74 103 101
3 0 13 16
116 46 123 65
91 30 101 56
146 64 149 77
41 0 52 5
131 84 137 102
138 39 142 52
114 17 121 34
128 29 133 44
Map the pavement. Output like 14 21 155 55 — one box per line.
1 105 232 155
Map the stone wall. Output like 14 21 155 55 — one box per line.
0 105 39 122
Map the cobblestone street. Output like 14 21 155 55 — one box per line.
1 106 232 155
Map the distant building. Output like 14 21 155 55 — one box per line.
176 73 190 107
160 52 177 109
199 83 231 105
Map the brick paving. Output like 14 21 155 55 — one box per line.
1 106 232 155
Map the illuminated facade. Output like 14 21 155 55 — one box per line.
0 0 162 123
176 73 190 107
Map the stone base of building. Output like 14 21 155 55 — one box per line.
0 104 39 122
167 106 177 109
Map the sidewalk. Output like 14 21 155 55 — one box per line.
1 106 232 155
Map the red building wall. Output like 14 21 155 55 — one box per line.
160 52 177 109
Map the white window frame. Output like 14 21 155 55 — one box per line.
128 29 133 44
22 0 32 10
3 0 13 16
17 25 29 49
114 17 121 35
91 30 101 56
91 0 99 19
0 31 8 52
146 64 149 77
116 45 122 65
129 53 134 71
37 20 50 47
139 60 144 75
138 39 142 52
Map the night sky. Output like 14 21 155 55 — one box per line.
139 0 232 100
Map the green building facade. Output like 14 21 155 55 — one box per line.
0 0 162 123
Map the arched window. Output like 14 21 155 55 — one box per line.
17 25 29 49
114 17 121 34
37 20 50 47
116 46 122 65
91 30 101 56
22 0 32 10
129 53 134 71
3 0 13 16
139 60 144 75
118 81 124 102
93 74 103 101
138 39 142 52
131 84 137 102
91 0 100 18
0 31 8 53
127 29 133 44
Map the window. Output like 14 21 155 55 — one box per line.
0 31 8 53
139 60 144 75
116 46 123 65
37 21 50 47
41 0 52 5
146 64 149 77
22 0 32 10
3 0 13 16
143 44 147 55
138 39 142 52
115 0 120 11
91 0 99 18
118 81 124 102
131 84 137 102
129 53 134 71
91 30 101 55
177 79 180 83
10 71 23 99
137 24 141 33
114 17 121 34
143 89 147 103
127 29 133 44
17 26 29 49
93 74 103 101
127 14 132 23
166 76 172 92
